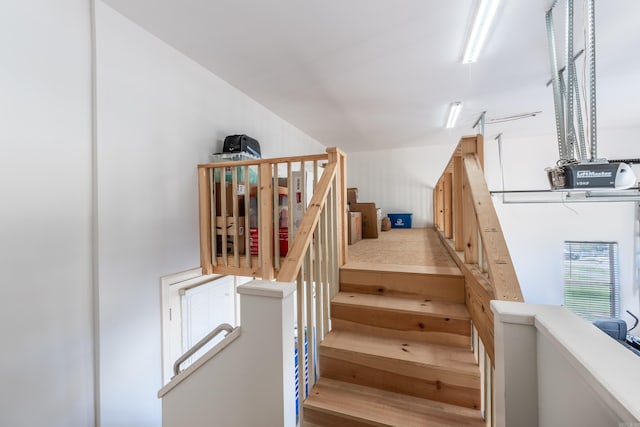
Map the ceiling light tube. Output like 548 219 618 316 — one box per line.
463 0 500 63
445 102 463 128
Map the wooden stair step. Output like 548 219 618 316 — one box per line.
319 329 480 408
303 378 484 427
339 263 465 303
331 292 471 346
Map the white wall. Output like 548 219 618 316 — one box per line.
94 2 324 426
484 128 640 321
347 143 456 228
0 1 95 426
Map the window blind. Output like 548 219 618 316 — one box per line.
564 241 620 321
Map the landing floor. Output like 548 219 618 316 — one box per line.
347 228 457 269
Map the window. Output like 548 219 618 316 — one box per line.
564 241 620 321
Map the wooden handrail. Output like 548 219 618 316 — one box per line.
434 135 523 364
197 153 329 169
462 155 523 302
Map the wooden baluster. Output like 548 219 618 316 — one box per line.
232 166 240 267
463 164 478 265
287 162 294 254
198 166 214 274
259 163 274 280
244 166 251 269
220 170 228 267
444 172 453 238
453 155 464 251
321 201 330 338
296 269 305 417
273 163 280 271
437 179 443 231
305 240 315 389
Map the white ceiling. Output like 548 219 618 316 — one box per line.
101 0 640 152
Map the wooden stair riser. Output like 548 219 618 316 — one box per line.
330 318 471 348
331 302 471 339
303 410 376 427
319 355 480 410
339 269 464 303
319 345 478 391
303 378 484 427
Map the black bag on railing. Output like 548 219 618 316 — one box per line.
223 134 261 158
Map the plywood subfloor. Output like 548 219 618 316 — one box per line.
347 228 456 269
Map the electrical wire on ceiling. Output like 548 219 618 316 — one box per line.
486 111 543 124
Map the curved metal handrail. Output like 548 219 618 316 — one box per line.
173 323 236 377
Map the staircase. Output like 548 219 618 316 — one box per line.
303 262 484 426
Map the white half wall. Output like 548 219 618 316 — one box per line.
94 2 325 425
0 1 95 426
492 301 640 427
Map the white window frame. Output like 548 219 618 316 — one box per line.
564 241 620 321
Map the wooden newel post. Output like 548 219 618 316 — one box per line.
327 147 347 268
198 167 214 275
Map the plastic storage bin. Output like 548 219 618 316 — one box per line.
388 213 412 228
209 152 259 184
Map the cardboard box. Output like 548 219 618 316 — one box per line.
347 188 358 206
350 203 382 238
215 216 246 255
215 182 249 216
348 211 362 245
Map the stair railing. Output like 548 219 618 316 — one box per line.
198 147 347 420
198 147 347 280
433 134 524 425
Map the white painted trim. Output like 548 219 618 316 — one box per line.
237 280 296 299
160 267 204 286
89 1 100 424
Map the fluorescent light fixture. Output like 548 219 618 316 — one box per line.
445 102 463 128
463 0 500 63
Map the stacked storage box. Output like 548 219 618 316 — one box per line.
347 187 382 239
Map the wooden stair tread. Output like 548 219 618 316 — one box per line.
342 262 462 277
304 378 484 427
332 292 470 320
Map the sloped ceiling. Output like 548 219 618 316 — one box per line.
101 0 640 152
